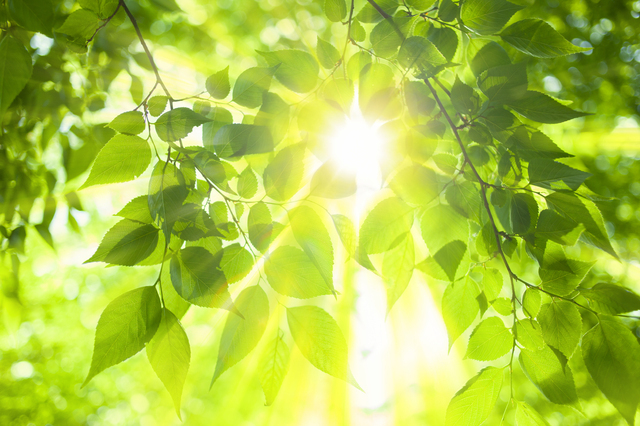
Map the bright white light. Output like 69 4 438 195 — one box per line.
327 108 386 192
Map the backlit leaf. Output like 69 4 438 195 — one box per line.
444 367 503 426
582 316 640 425
359 197 414 255
170 247 235 311
500 19 590 58
461 0 523 35
316 37 340 69
258 50 319 93
212 285 269 385
108 111 145 135
260 329 290 406
382 233 414 313
265 246 331 298
0 36 33 117
155 108 211 142
581 283 640 315
465 316 512 361
287 305 361 390
442 277 480 348
84 287 161 386
263 143 306 201
232 66 277 108
519 344 578 405
506 91 589 123
85 219 159 266
206 66 230 99
147 309 190 418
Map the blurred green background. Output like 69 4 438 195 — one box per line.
2 0 640 425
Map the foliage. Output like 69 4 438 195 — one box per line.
2 0 640 424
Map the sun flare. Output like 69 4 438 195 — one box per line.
327 111 387 191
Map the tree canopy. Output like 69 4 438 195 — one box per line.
2 0 640 425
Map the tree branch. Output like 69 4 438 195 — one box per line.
119 0 172 99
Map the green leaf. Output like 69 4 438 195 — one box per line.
310 161 357 199
0 36 34 117
260 329 290 406
288 206 334 294
84 287 161 386
581 283 640 315
538 301 581 358
80 134 151 189
516 319 545 351
324 0 346 21
466 316 512 361
507 129 571 161
232 66 277 108
515 401 551 426
263 143 306 201
108 111 146 135
528 159 591 191
316 37 340 69
582 316 640 425
427 27 458 62
476 221 498 257
461 0 523 35
170 247 235 311
203 107 233 150
468 40 511 77
359 197 414 255
212 285 269 385
206 66 230 99
451 76 480 115
116 195 154 224
446 181 483 223
287 305 361 390
85 219 159 266
382 233 415 314
421 204 469 253
442 277 480 348
389 164 440 206
155 108 211 142
147 309 190 418
370 18 408 59
265 246 331 298
510 192 538 235
546 191 616 258
255 92 290 144
438 0 458 22
220 243 253 284
434 240 467 281
535 209 583 246
507 91 588 123
539 259 594 296
444 367 503 426
148 96 168 117
404 80 436 116
248 202 274 253
483 268 503 301
58 9 101 39
398 36 447 70
351 18 366 41
331 214 357 258
519 344 578 405
491 297 512 316
522 288 542 317
477 62 528 104
258 50 319 93
356 0 398 23
500 19 590 58
8 0 54 35
213 124 274 158
237 166 258 198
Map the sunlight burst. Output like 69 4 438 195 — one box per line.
327 111 386 191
